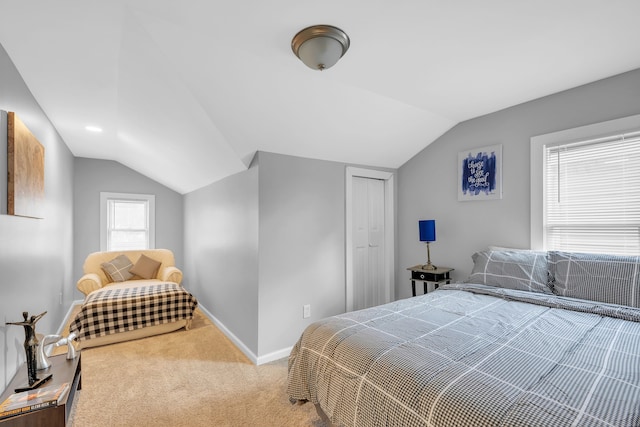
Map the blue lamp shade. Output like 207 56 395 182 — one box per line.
419 220 436 242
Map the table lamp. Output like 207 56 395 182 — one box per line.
419 220 437 270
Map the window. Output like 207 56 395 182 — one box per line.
531 114 640 255
100 192 155 251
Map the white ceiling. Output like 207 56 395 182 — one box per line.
1 1 639 194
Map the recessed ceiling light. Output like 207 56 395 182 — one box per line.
85 125 103 132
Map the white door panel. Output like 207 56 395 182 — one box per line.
352 177 386 310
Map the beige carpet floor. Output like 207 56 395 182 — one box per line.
57 306 323 427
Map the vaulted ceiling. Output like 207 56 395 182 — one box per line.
1 1 639 194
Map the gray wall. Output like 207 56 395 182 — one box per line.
257 152 347 357
397 68 640 300
183 163 260 354
73 157 184 299
184 151 396 360
0 43 75 388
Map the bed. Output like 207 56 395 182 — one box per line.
287 249 640 426
70 281 198 349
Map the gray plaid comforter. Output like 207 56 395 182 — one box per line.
287 283 640 426
70 281 198 341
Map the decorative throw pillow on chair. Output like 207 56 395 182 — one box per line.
101 255 134 282
130 254 162 280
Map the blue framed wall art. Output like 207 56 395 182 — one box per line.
458 144 502 201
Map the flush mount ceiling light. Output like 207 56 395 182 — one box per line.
291 25 350 71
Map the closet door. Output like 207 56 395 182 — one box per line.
352 176 386 310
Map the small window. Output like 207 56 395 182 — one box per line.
100 192 155 251
531 115 640 255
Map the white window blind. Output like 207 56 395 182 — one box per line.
544 131 640 255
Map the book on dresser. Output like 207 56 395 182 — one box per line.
0 382 70 420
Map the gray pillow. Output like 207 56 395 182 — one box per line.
101 254 134 283
549 251 640 307
467 250 552 294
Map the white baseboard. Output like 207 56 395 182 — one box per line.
47 299 84 356
57 299 84 335
197 304 258 364
197 304 292 365
256 346 293 365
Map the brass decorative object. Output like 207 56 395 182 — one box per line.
422 241 437 271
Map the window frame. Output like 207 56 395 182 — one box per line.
530 114 640 251
100 192 156 251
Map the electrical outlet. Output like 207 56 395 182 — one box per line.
303 304 311 319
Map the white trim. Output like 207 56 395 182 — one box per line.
530 114 640 250
530 138 545 250
197 304 258 364
50 299 85 356
57 299 85 335
197 304 292 365
345 167 395 312
257 347 293 365
198 304 292 365
100 192 156 251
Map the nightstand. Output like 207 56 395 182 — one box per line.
407 265 454 296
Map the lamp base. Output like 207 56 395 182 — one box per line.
421 262 437 271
